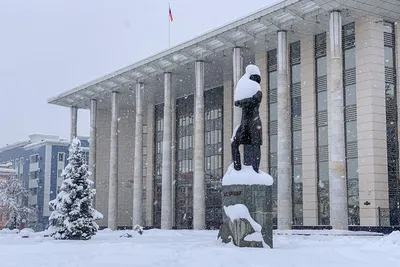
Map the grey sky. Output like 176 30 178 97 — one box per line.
0 0 275 147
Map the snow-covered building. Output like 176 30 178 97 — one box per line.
0 134 89 231
0 164 17 229
48 0 400 231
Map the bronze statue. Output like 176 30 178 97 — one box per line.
231 65 262 173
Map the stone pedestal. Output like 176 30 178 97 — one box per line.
218 165 273 248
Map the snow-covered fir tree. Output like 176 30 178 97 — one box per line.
0 174 34 229
48 138 102 240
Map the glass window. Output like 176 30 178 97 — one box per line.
318 126 328 146
291 64 301 84
269 135 278 153
318 161 329 182
293 131 302 150
20 157 24 172
293 164 302 183
58 153 64 162
384 46 394 68
292 97 301 118
344 48 356 70
347 158 358 180
345 84 356 106
386 83 395 99
293 204 303 225
270 103 277 121
317 57 327 77
269 71 277 89
346 121 357 142
30 154 39 163
317 91 327 111
15 159 19 171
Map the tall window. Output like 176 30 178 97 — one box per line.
175 95 194 229
204 87 224 229
290 41 303 225
153 104 163 228
267 49 278 225
20 157 24 173
58 152 65 162
384 22 399 226
315 32 329 225
342 22 359 225
15 158 20 174
142 123 148 221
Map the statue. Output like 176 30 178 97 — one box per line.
232 64 262 173
218 64 273 249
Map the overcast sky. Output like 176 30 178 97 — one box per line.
0 0 276 147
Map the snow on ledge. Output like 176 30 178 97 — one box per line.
222 164 273 186
223 204 261 232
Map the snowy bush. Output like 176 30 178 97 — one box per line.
48 138 103 240
0 174 34 229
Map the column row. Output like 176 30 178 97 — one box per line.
73 10 349 231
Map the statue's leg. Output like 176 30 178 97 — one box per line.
252 145 261 173
231 126 242 171
243 145 252 166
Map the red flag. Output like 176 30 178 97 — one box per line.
169 6 173 22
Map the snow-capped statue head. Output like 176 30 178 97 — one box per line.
245 64 261 76
245 64 261 84
234 64 262 101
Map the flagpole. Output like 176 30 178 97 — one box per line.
168 2 171 48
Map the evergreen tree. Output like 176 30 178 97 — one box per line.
0 174 34 229
48 138 102 240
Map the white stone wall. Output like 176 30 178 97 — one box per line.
355 16 389 226
95 108 111 227
117 108 135 227
300 35 318 226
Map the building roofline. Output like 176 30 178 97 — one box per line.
0 135 89 152
0 140 31 153
47 0 400 108
47 0 302 105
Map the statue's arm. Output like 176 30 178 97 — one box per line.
235 97 252 107
252 91 262 103
235 91 262 107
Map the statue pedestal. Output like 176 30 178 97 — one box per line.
218 164 273 248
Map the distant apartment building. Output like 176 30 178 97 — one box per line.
0 164 17 229
0 134 89 231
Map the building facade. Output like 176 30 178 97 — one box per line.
48 0 400 230
0 134 89 231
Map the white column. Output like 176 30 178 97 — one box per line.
70 106 78 141
108 90 119 230
89 99 97 204
328 10 348 230
133 82 144 227
277 30 292 230
161 72 173 229
233 47 243 128
193 61 206 230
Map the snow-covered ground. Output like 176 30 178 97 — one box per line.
1 229 400 267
